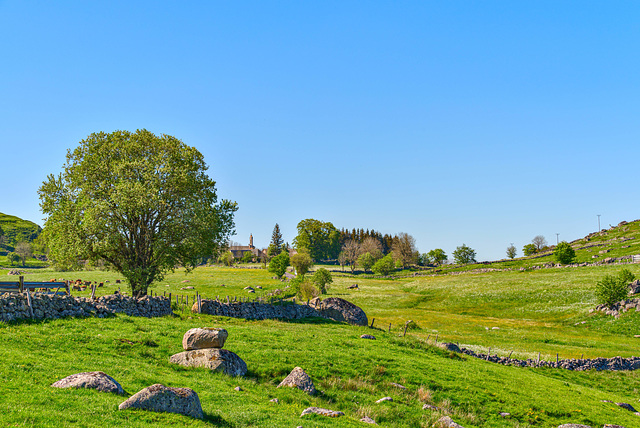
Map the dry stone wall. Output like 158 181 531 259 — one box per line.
197 299 319 320
0 293 172 322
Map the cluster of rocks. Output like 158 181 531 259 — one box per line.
7 269 22 275
0 293 172 322
169 328 247 376
52 371 204 419
592 297 640 318
195 296 368 326
439 342 640 372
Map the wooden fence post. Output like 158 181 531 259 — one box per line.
486 348 491 361
91 283 96 300
403 321 408 337
18 276 24 293
25 289 33 318
370 318 375 329
197 295 202 313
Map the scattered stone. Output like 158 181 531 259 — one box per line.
248 289 255 293
557 425 593 428
300 407 344 418
270 398 279 403
360 334 376 340
51 371 125 395
118 384 203 419
169 348 247 376
278 367 316 395
601 400 613 403
491 327 500 330
317 297 368 326
347 284 359 289
180 286 195 290
615 402 637 412
243 286 254 291
376 397 393 403
603 425 628 428
423 404 439 411
390 382 406 390
499 412 511 417
360 415 377 424
182 327 228 350
181 280 191 283
256 286 262 289
7 269 21 275
435 416 466 428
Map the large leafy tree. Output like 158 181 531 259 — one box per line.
426 248 447 266
38 129 237 297
292 219 340 261
453 244 476 265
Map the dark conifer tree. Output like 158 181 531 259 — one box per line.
270 224 284 254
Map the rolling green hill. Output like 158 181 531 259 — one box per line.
0 212 42 248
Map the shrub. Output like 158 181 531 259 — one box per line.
311 268 333 294
553 242 575 264
596 271 631 307
357 252 375 273
619 268 635 284
294 278 319 300
372 254 395 276
218 251 234 266
453 244 476 264
241 251 254 263
290 251 313 277
268 251 290 278
523 244 537 256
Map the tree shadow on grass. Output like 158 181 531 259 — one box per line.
203 412 233 426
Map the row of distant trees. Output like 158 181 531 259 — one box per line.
505 235 551 260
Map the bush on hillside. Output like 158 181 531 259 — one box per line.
523 243 537 256
372 254 395 276
553 242 575 264
268 251 290 278
595 269 634 307
311 268 332 294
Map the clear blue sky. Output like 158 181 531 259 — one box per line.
2 1 639 261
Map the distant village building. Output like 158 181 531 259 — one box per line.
229 235 265 260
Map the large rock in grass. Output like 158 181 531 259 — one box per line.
182 327 228 350
170 348 247 376
317 297 367 326
51 371 124 395
557 425 594 428
277 367 316 395
118 384 203 419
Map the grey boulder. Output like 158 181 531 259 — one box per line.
182 327 228 350
317 297 368 326
557 425 594 428
51 371 124 395
277 367 316 395
300 407 344 417
118 384 203 419
170 348 247 376
435 416 466 428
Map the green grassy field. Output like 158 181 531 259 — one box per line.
2 261 640 427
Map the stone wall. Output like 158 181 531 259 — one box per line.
0 293 172 322
196 299 320 321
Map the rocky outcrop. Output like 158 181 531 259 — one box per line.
277 367 316 395
118 384 203 419
316 297 368 326
52 371 124 395
0 293 172 322
435 416 465 428
182 328 228 350
169 348 247 376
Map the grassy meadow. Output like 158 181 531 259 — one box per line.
2 259 640 427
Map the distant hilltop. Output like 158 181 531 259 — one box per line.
0 212 42 246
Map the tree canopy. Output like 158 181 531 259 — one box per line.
38 129 237 297
453 244 476 264
292 219 340 261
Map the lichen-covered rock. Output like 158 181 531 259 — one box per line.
277 367 316 395
361 415 377 424
317 297 368 326
182 328 228 350
360 334 376 340
51 371 124 395
118 384 203 419
169 348 247 376
435 416 466 428
300 407 344 417
438 342 461 353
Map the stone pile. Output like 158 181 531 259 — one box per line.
169 327 247 376
195 297 368 326
0 293 172 322
592 298 640 318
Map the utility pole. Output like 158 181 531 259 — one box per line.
597 215 601 232
556 233 560 244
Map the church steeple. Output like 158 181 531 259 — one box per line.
249 234 254 248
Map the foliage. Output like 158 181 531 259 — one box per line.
290 251 313 276
359 237 383 260
453 244 476 264
311 267 333 294
337 251 347 271
506 244 517 259
341 240 360 273
292 219 340 261
596 270 634 307
532 235 548 251
268 251 290 278
523 243 537 256
38 129 237 296
554 241 576 264
391 232 418 268
15 242 33 267
426 248 447 266
269 223 283 255
372 253 395 275
241 251 254 263
357 252 375 273
7 252 20 266
0 212 42 246
218 251 235 266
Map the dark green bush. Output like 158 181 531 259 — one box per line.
553 242 575 264
595 270 633 307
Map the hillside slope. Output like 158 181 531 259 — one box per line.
0 212 42 248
